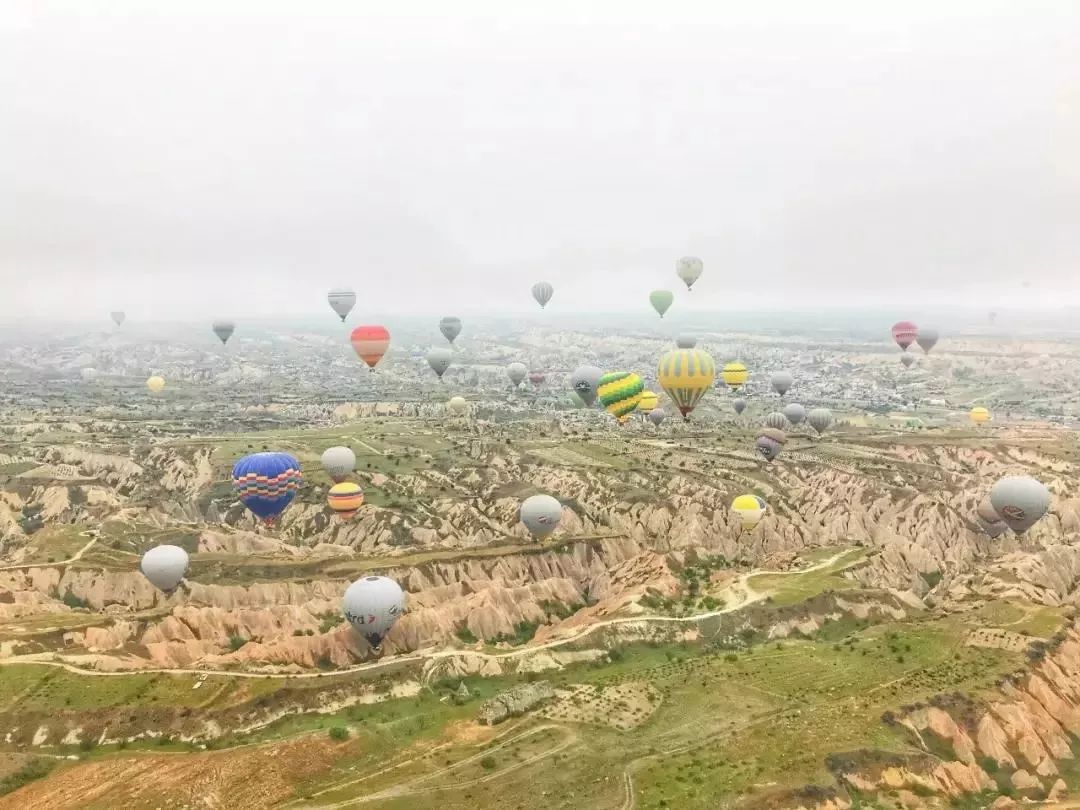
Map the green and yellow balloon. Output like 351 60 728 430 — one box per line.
598 371 645 424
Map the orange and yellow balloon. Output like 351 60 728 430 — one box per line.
970 407 991 425
327 482 364 519
721 362 748 391
146 376 166 394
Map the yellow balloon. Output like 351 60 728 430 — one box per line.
327 481 365 519
721 361 748 391
658 349 716 418
636 391 659 413
731 494 766 531
146 376 166 394
970 407 991 424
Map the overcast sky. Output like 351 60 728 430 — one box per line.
2 1 1078 322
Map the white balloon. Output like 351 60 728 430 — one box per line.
343 576 406 648
140 545 189 593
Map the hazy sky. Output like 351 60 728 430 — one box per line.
2 1 1079 321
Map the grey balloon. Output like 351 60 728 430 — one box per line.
733 398 747 415
520 494 563 539
212 320 235 345
342 575 406 649
989 476 1051 534
110 311 125 326
327 288 356 322
140 545 189 594
755 434 783 462
570 365 603 406
648 408 667 426
427 347 452 379
507 362 527 387
771 371 793 396
782 403 806 425
915 327 939 354
977 516 1008 538
764 412 788 430
808 408 833 434
976 498 1002 525
439 316 462 343
676 334 698 349
321 446 356 482
676 256 703 290
900 353 916 368
532 281 554 308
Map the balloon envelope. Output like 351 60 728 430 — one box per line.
528 370 546 387
140 545 189 593
900 354 916 368
570 365 603 406
676 334 698 349
732 494 767 531
658 348 716 419
520 494 563 538
782 403 806 425
81 368 98 382
676 256 703 290
110 311 125 326
507 362 527 387
649 290 674 318
447 396 468 416
915 327 939 354
721 362 748 391
439 316 462 343
976 498 1003 525
648 407 666 426
328 288 356 322
343 575 406 648
891 321 918 350
771 372 793 396
808 408 833 434
597 371 644 423
989 476 1051 533
427 347 452 379
764 412 788 430
146 376 166 394
232 452 302 523
212 320 235 345
970 407 991 424
532 281 554 308
321 446 356 482
733 398 747 415
637 391 659 413
350 325 390 369
328 482 364 519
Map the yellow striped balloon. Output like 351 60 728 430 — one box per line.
636 390 659 413
327 482 364 519
970 407 991 425
731 494 766 531
658 349 715 418
721 361 749 391
597 371 644 424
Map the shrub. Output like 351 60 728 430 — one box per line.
228 634 247 651
480 756 496 770
62 590 89 609
328 726 349 741
0 759 54 797
455 625 478 644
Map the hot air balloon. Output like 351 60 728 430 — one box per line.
597 371 645 424
755 428 787 462
520 494 563 538
658 348 716 419
676 334 698 349
976 498 1008 538
989 476 1051 534
731 494 767 531
570 365 603 406
532 281 554 309
771 372 793 396
212 320 235 345
891 321 918 351
977 517 1008 538
350 325 390 369
343 575 406 651
637 391 659 413
321 446 356 482
328 482 364 519
146 376 166 394
81 368 98 382
782 403 806 425
140 545 189 594
110 311 125 326
524 371 544 388
650 290 674 318
328 288 356 322
721 362 748 391
648 408 666 426
900 354 916 369
447 396 468 416
232 452 302 524
808 408 833 434
764 412 788 430
915 328 939 354
427 347 452 379
733 398 747 415
676 256 703 291
970 407 991 425
507 362 527 388
977 498 1003 526
439 316 462 344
